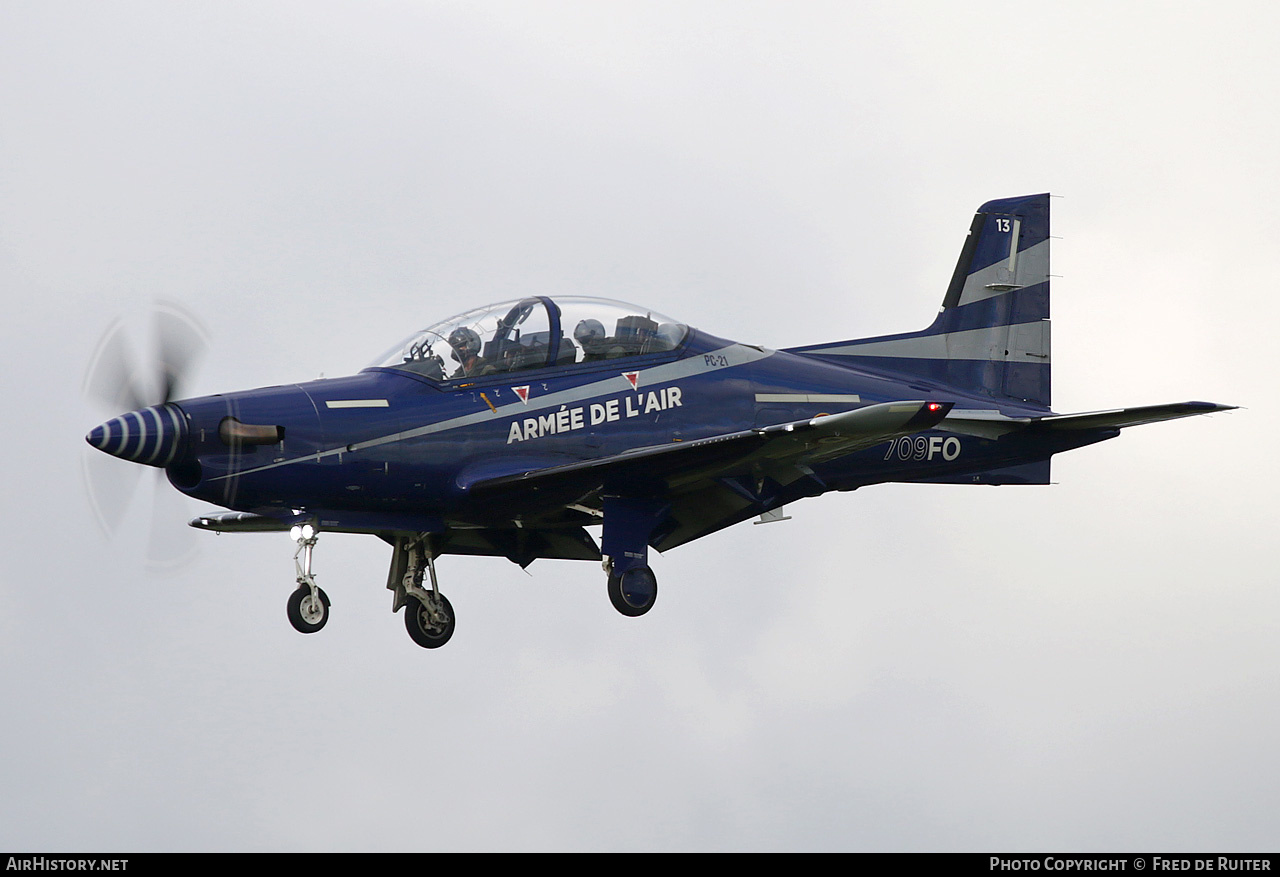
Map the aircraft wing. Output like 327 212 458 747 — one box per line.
467 400 953 499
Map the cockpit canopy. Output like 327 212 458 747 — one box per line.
371 296 689 381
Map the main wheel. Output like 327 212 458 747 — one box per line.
287 585 330 633
405 592 455 649
608 566 657 617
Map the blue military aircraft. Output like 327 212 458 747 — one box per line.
85 193 1232 649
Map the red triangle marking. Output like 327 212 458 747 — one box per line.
512 385 530 403
622 372 639 390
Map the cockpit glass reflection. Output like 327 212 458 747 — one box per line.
371 297 688 381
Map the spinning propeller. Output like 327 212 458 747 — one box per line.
82 302 210 570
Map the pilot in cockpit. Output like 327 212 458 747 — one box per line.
448 326 483 378
574 319 608 362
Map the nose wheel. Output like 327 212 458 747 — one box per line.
287 584 330 633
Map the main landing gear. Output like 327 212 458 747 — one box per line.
390 535 456 649
600 496 667 618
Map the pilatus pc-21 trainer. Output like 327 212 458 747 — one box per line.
86 193 1232 649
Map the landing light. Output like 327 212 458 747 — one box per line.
290 524 316 541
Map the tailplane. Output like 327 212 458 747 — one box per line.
790 193 1052 408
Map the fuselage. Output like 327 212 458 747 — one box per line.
152 324 1102 535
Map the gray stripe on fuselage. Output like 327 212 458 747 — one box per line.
811 323 1051 362
800 238 1050 361
755 393 862 403
326 399 389 408
209 344 775 482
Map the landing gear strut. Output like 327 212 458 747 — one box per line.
600 496 667 618
287 523 330 633
392 535 456 649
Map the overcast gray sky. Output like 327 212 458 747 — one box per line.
1 0 1274 852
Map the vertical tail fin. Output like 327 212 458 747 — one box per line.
791 193 1052 408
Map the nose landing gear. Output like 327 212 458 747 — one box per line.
287 524 330 634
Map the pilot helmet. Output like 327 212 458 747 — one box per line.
574 318 606 351
655 322 683 350
448 326 481 361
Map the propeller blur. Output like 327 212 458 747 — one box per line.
82 302 208 569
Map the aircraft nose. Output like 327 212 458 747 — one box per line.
86 403 189 468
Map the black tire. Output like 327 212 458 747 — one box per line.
287 586 330 633
405 592 455 649
607 566 657 617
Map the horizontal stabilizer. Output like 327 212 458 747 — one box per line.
1035 401 1235 431
940 401 1234 439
